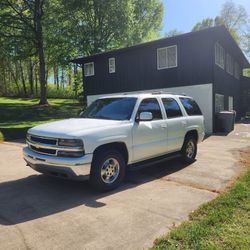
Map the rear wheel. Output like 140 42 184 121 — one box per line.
90 149 126 191
181 136 197 163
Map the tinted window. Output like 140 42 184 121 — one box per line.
162 98 183 118
180 97 202 116
82 97 137 120
138 98 162 120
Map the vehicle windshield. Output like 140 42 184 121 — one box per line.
81 97 137 120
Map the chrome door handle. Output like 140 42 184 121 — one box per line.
161 124 167 128
181 121 187 126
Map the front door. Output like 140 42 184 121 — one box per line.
132 98 168 162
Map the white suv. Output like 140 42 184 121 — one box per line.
23 93 205 191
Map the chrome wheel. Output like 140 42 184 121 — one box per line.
101 158 120 184
186 140 195 158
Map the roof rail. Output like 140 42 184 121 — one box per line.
151 91 188 96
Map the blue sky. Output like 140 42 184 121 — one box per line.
161 0 250 35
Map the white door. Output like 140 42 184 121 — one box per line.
132 98 168 162
228 96 233 111
161 98 186 152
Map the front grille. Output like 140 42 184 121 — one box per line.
30 145 56 155
30 136 57 145
27 134 84 158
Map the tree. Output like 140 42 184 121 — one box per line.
164 29 182 38
0 0 163 100
192 18 215 32
191 1 248 44
59 0 163 55
0 0 48 104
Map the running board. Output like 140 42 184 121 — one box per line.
127 152 182 171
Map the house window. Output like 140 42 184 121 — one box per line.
226 54 234 75
109 58 115 73
228 96 233 111
157 45 177 70
215 43 225 69
234 62 241 79
215 93 224 112
84 62 94 77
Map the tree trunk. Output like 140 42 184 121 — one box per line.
2 65 7 95
35 0 48 105
35 66 38 96
19 61 27 97
28 58 34 97
53 66 56 85
61 68 64 89
56 66 59 89
8 63 21 96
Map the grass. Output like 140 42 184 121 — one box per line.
152 168 250 250
0 97 83 141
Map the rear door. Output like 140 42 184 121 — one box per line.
161 98 187 152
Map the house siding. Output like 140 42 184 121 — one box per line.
84 31 214 96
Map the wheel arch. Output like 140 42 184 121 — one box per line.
184 129 198 142
93 142 129 164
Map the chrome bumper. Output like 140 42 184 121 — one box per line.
23 147 92 180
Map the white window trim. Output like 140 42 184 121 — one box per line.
228 96 233 111
215 42 225 70
84 62 94 77
234 62 240 80
157 45 178 70
226 53 234 75
109 57 116 73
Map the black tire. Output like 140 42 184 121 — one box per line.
181 136 197 164
90 149 126 191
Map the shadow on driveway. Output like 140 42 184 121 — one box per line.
0 158 190 226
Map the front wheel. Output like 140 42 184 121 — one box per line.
181 136 197 164
90 149 126 191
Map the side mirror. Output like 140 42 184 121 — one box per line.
79 111 84 117
138 112 153 121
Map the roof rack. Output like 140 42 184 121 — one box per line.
151 91 187 96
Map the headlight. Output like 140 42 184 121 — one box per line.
57 150 84 158
58 139 83 147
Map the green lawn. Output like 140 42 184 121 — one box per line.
152 168 250 250
0 97 83 141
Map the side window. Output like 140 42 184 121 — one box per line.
180 97 202 116
162 98 183 118
84 62 94 76
215 43 225 69
138 98 162 120
109 58 115 73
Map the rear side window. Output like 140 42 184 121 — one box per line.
180 97 202 116
138 98 162 120
162 98 183 118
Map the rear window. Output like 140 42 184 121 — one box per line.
180 97 202 116
162 98 183 118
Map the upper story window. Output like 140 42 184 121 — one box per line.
179 97 202 116
234 62 241 80
109 58 116 73
137 98 162 120
215 43 225 69
226 53 234 75
84 62 94 77
162 98 183 118
157 45 177 70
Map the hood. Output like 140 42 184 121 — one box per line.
28 118 125 138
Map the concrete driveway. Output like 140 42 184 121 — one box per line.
0 124 249 250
